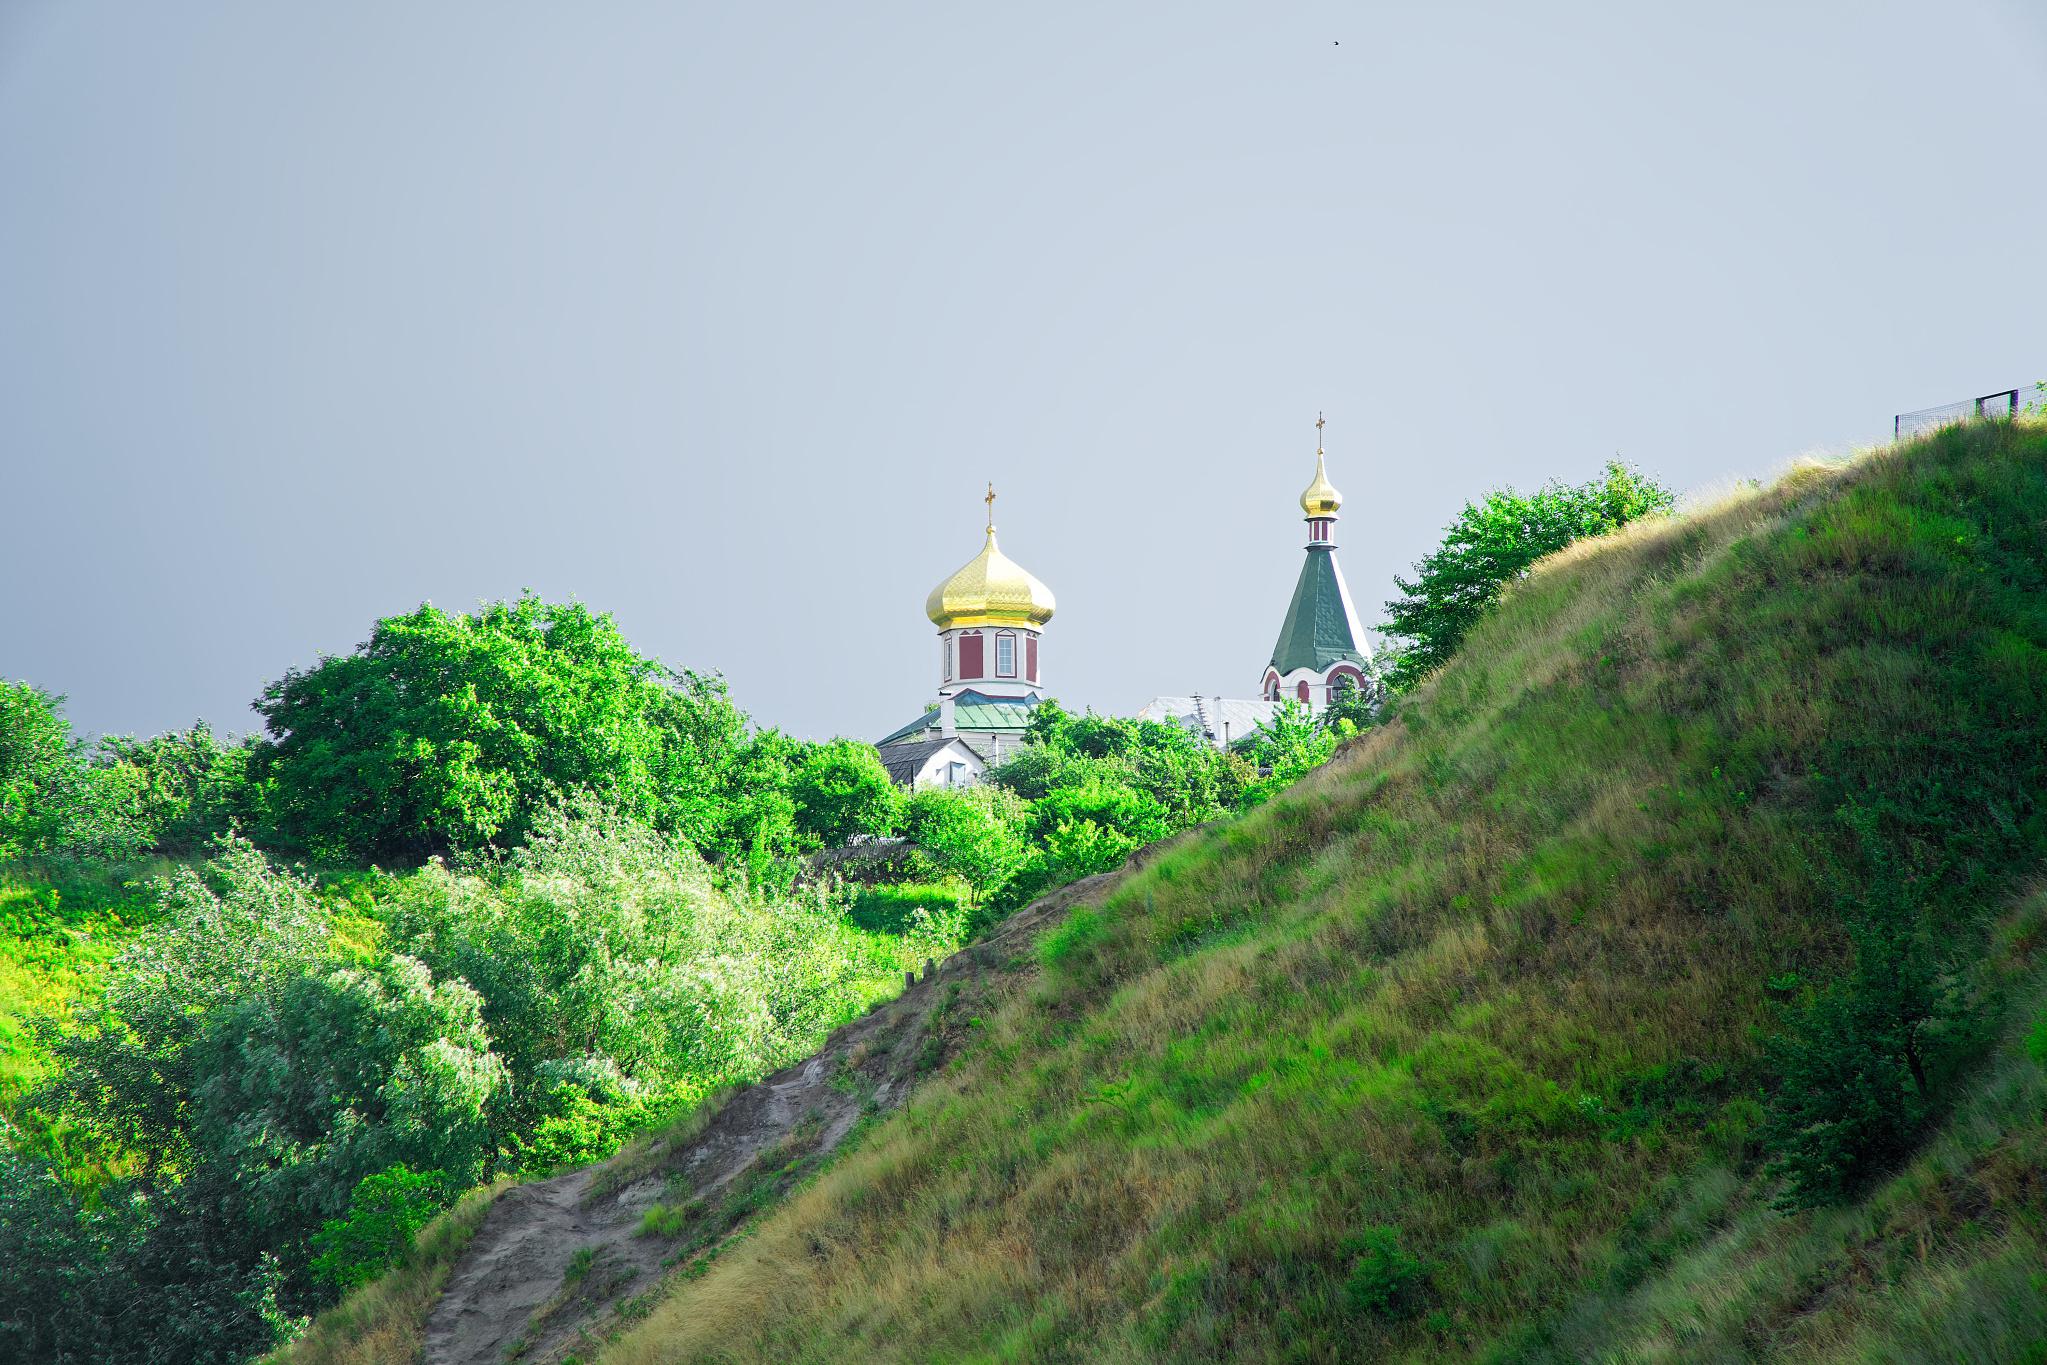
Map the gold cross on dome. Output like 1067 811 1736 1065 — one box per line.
1316 411 1325 451
985 482 997 530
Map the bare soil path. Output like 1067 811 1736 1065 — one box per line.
420 864 1134 1365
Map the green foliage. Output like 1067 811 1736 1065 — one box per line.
1318 676 1381 736
96 722 259 855
185 952 504 1241
2 798 964 1360
0 681 154 861
1238 702 1340 808
900 784 1032 899
1341 1225 1429 1320
1381 460 1673 692
0 1133 297 1365
791 739 903 846
250 595 781 866
848 882 972 937
381 799 950 1146
309 1166 449 1295
1762 837 1969 1208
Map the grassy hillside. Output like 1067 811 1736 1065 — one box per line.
584 421 2047 1363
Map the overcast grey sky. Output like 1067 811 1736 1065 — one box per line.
4 2 2043 744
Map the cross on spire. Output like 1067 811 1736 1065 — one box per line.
1316 411 1325 454
984 482 997 532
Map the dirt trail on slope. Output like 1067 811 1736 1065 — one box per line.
421 861 1139 1365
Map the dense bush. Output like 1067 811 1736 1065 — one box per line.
1761 834 1972 1207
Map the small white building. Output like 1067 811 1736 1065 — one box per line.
875 736 985 790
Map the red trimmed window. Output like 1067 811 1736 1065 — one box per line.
995 632 1016 678
959 632 984 679
1025 634 1038 682
1296 680 1311 702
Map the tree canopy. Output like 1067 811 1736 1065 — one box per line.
250 595 774 865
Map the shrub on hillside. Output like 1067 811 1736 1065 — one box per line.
1761 847 1970 1208
308 1165 449 1295
1382 460 1673 692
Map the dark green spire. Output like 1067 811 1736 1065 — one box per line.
1268 545 1367 675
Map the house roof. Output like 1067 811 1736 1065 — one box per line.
1137 695 1285 745
1269 545 1369 675
874 691 1042 747
874 737 980 786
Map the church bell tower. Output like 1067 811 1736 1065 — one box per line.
1261 415 1372 711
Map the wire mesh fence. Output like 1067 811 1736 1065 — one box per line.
1894 387 2040 440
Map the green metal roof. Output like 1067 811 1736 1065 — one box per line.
875 698 1040 747
1268 545 1367 674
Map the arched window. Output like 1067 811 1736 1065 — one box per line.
1296 680 1311 703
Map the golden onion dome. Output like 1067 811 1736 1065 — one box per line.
926 489 1056 630
1300 447 1342 518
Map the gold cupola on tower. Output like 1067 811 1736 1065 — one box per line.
925 485 1057 630
1299 413 1343 517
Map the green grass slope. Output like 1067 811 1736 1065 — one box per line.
579 421 2047 1364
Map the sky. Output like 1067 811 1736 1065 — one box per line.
4 1 2044 744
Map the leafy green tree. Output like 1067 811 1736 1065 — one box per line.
251 595 772 865
790 739 903 847
901 784 1032 899
0 682 152 861
0 1133 296 1365
1381 461 1673 692
28 835 505 1338
382 800 954 1149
